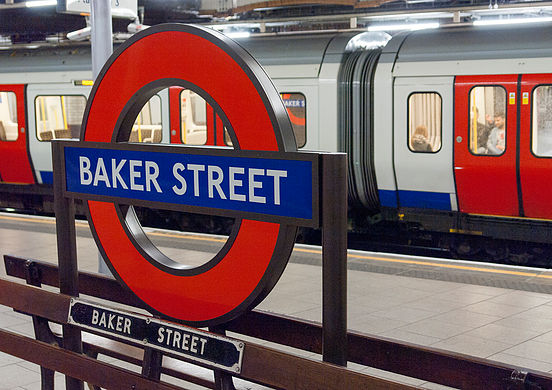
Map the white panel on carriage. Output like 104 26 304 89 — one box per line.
372 33 409 208
396 24 552 63
373 61 397 206
394 58 552 78
392 76 456 211
392 24 552 77
239 33 339 78
0 45 92 84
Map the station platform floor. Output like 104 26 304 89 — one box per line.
2 212 552 389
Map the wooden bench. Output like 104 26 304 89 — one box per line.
2 255 428 390
4 255 552 389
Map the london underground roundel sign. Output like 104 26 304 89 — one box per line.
80 24 307 327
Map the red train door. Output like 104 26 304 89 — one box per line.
169 86 183 144
0 85 34 184
454 75 519 216
519 74 552 219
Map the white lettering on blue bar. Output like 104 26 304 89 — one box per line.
66 147 313 220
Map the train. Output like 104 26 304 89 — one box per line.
1 23 552 265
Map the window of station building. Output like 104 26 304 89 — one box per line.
130 95 162 143
35 95 86 141
281 93 306 148
532 85 552 157
408 92 442 153
0 92 18 141
180 89 207 145
468 86 506 156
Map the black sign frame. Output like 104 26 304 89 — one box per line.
68 298 244 372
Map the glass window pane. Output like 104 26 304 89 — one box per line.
181 89 207 145
532 85 552 157
281 93 306 148
130 95 162 143
35 95 86 141
408 92 442 153
0 92 18 141
224 129 233 147
468 86 506 155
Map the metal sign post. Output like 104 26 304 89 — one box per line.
52 145 83 390
322 153 347 366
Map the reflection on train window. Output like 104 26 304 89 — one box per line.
532 85 552 157
181 89 207 145
35 95 86 141
281 93 306 148
0 92 18 142
224 129 233 146
408 92 441 153
468 86 506 156
130 94 162 143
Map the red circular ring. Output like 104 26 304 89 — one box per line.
82 24 296 326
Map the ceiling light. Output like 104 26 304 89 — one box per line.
473 16 552 26
367 22 439 32
25 0 57 7
224 31 251 39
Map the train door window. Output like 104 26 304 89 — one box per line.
408 92 442 153
468 86 506 155
0 92 18 141
130 94 162 143
281 93 306 148
532 85 552 157
35 95 86 141
180 89 207 145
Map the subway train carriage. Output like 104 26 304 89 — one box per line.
1 23 552 264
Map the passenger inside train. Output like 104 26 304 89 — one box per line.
469 86 506 155
0 91 18 142
487 112 506 155
410 125 432 152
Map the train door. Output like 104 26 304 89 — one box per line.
454 75 518 216
393 77 456 211
519 74 552 219
0 85 34 184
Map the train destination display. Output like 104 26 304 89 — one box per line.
63 143 316 222
68 298 244 372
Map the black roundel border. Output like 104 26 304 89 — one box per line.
79 23 298 327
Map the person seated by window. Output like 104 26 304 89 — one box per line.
474 109 494 153
411 125 432 152
486 112 506 155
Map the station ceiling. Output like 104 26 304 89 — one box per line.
0 0 552 43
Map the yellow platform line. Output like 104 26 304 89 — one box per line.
3 214 552 279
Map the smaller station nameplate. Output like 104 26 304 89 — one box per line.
67 299 244 372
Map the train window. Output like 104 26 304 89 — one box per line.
408 92 442 153
129 94 162 143
180 89 207 145
35 95 86 141
222 93 307 148
468 86 506 156
532 85 552 157
281 93 306 148
0 92 18 142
